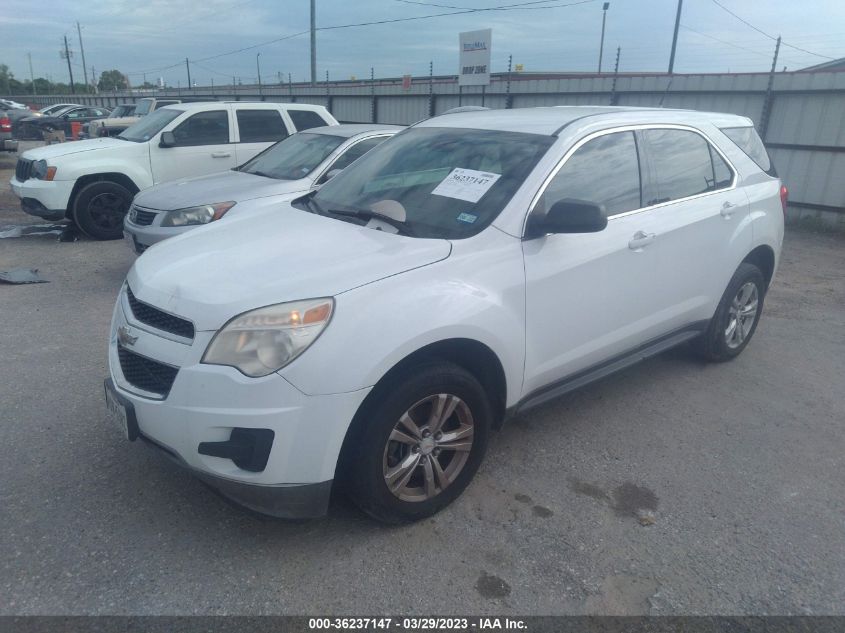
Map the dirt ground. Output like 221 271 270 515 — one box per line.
1 143 843 615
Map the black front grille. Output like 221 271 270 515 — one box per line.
130 206 157 226
117 345 178 397
126 287 195 339
15 158 33 182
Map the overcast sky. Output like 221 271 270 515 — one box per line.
2 0 843 87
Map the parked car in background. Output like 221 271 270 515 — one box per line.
104 106 785 522
14 105 111 140
124 123 402 253
1 109 18 152
34 103 81 116
10 101 338 239
0 98 28 110
86 103 137 138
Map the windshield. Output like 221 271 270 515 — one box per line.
110 105 134 118
239 132 346 180
118 108 181 142
134 99 154 116
307 127 554 239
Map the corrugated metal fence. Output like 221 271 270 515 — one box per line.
15 69 845 222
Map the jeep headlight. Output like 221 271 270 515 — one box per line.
31 160 56 181
160 201 236 227
202 298 334 377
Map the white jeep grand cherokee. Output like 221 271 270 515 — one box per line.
105 106 785 523
10 101 337 239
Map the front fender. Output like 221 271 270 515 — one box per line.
279 229 527 406
56 146 153 192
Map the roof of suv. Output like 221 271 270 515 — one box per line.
308 123 404 138
418 106 753 136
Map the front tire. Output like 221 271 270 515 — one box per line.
694 262 765 362
347 362 491 524
72 181 133 240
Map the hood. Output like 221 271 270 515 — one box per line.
127 204 452 331
133 170 309 211
22 137 134 161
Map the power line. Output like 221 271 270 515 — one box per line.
124 0 595 76
709 0 836 60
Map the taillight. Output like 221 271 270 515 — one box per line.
779 184 789 217
0 117 10 132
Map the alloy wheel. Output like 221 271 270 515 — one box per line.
725 281 759 349
382 393 475 502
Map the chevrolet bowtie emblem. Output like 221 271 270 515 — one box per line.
117 325 138 347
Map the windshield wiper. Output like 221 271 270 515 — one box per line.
323 207 414 236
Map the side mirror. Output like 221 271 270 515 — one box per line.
159 131 176 148
526 198 607 238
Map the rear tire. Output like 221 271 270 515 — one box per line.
72 180 134 241
346 362 491 524
694 262 765 362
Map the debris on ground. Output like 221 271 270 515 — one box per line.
0 268 49 284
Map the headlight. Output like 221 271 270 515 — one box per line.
160 201 236 227
31 160 56 181
202 298 334 377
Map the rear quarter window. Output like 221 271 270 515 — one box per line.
721 126 776 176
288 109 332 131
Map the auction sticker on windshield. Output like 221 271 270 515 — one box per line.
431 168 501 203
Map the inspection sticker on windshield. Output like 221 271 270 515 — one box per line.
431 168 501 203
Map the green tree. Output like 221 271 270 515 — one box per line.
97 69 128 92
0 63 14 94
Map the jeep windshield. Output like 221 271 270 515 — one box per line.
118 108 181 142
134 98 154 116
301 127 554 239
239 132 346 180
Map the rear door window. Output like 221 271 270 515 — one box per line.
641 129 732 205
541 130 642 216
288 109 331 131
721 126 775 175
171 110 229 146
236 109 288 143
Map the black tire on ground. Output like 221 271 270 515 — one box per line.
72 180 134 240
346 361 491 524
693 262 766 362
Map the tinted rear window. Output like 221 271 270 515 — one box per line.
288 110 331 131
237 109 288 143
721 126 774 175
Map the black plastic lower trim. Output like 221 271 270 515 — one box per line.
510 321 709 416
21 197 65 220
137 430 331 519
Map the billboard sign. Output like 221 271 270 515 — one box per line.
459 29 492 86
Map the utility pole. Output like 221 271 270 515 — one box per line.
610 46 621 105
598 2 609 73
28 52 36 95
63 35 76 94
257 52 262 96
76 22 89 92
668 0 683 74
310 0 317 85
185 58 192 89
759 35 781 141
92 66 97 93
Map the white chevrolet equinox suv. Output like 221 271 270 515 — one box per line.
105 106 786 523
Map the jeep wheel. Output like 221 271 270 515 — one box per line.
347 362 491 524
72 181 134 240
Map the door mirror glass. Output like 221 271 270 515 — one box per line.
159 130 176 148
527 198 607 238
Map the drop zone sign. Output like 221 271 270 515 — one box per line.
459 29 492 86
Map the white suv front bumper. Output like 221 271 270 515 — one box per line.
105 286 370 518
10 176 74 220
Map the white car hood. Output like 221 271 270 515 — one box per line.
127 204 452 331
21 137 133 160
132 170 309 211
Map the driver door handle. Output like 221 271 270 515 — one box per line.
211 152 231 158
628 231 655 250
720 201 738 217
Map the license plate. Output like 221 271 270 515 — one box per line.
105 384 130 440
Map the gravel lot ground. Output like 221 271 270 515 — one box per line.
1 142 843 616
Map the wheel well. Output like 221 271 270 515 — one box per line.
335 339 508 480
742 245 775 289
66 173 140 219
